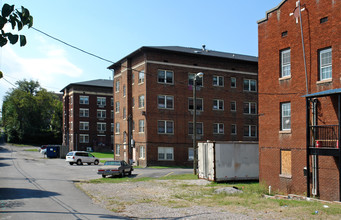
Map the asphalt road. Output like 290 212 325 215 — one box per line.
0 144 192 220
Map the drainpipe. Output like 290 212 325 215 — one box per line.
312 99 318 196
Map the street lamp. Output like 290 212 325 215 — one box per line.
193 72 204 175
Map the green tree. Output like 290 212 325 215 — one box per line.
2 79 62 144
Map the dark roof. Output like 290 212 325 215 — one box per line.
108 46 258 69
60 79 113 92
257 0 287 24
303 88 341 98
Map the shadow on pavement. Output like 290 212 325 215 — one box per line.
0 188 60 200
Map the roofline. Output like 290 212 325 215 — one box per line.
60 80 113 92
257 0 287 24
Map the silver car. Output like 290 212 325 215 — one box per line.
66 151 99 165
97 160 133 178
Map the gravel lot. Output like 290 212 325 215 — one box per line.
78 179 280 219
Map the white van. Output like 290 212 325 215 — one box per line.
66 151 99 165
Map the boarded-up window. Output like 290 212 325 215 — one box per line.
281 150 292 176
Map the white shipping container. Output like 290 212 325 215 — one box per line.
198 141 259 182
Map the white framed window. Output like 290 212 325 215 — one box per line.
213 123 224 134
188 98 203 111
80 96 89 104
319 48 332 81
79 134 89 143
115 122 120 134
138 71 145 83
97 97 106 106
213 99 224 110
139 95 145 108
244 125 257 137
213 75 224 87
115 144 120 155
158 120 174 134
243 79 257 92
97 109 106 119
281 49 291 78
158 95 174 109
132 97 135 108
231 124 237 135
115 80 120 92
79 108 89 117
243 102 257 114
123 131 127 143
115 101 120 113
231 101 236 112
139 120 145 133
132 73 135 84
79 121 89 131
188 122 203 135
158 70 174 84
281 102 291 130
123 107 126 119
158 147 174 161
188 73 203 87
123 85 126 97
139 146 145 159
188 148 194 161
231 77 236 88
97 122 106 132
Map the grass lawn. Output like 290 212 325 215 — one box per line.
91 152 114 158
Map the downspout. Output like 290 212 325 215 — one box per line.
312 99 318 196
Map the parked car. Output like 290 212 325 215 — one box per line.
97 160 133 178
65 151 99 165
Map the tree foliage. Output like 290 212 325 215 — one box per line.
2 80 62 144
0 3 33 47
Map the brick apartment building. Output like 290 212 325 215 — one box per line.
61 79 114 152
108 46 258 167
258 0 341 201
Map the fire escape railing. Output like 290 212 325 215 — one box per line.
310 125 339 148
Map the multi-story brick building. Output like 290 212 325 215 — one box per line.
108 46 258 167
61 79 114 152
258 0 341 201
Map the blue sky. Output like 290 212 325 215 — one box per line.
0 0 280 111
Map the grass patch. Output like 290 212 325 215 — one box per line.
24 149 39 152
91 152 114 158
159 173 198 180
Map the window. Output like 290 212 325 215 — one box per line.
97 97 106 106
281 150 292 177
132 97 135 108
188 98 203 111
158 147 174 161
158 70 174 84
319 48 332 81
115 123 120 134
111 123 114 132
188 148 194 161
231 77 236 88
123 107 126 119
79 108 89 117
281 31 288 37
97 109 106 119
230 101 236 111
132 73 135 84
139 120 145 133
123 85 126 97
115 144 120 155
281 102 291 130
79 121 89 130
281 49 291 78
79 134 89 143
188 73 203 87
243 102 257 114
139 95 145 108
213 75 224 87
111 110 114 119
115 101 120 113
213 123 224 134
158 120 174 134
138 71 145 83
123 132 127 143
213 99 224 110
115 80 120 92
80 96 89 104
111 135 114 144
244 125 257 137
243 79 257 92
320 17 328 24
231 124 237 135
111 98 114 106
97 122 106 132
139 146 145 159
188 122 203 135
158 95 174 109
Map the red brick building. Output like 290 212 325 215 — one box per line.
108 46 258 167
258 0 341 201
61 79 113 152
